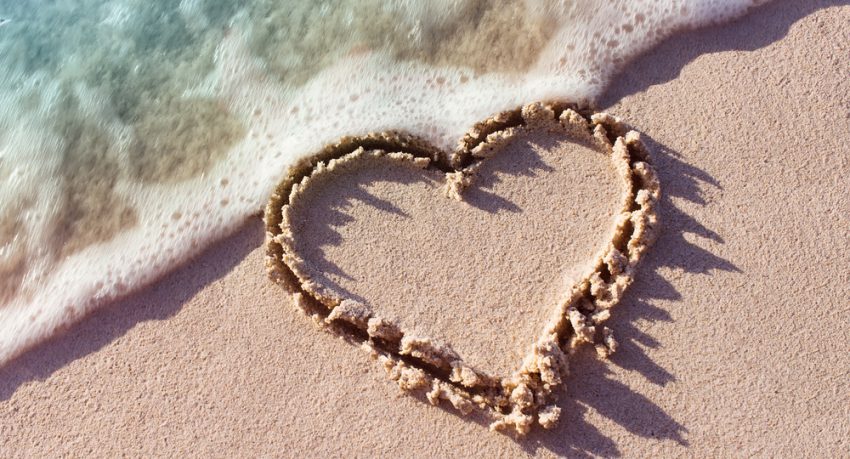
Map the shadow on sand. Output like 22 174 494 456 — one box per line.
523 1 846 454
0 220 263 401
599 0 849 107
287 134 556 304
522 138 739 457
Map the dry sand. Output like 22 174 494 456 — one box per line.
283 121 623 378
1 1 848 457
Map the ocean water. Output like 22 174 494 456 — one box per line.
0 0 761 365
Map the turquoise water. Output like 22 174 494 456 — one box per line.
0 0 758 364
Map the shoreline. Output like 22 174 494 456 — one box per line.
2 1 848 456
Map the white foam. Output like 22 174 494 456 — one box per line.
0 0 764 365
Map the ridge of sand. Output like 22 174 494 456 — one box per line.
264 102 660 434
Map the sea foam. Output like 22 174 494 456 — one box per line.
0 0 762 365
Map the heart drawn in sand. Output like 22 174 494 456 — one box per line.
264 102 660 435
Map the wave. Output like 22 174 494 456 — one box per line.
0 0 762 365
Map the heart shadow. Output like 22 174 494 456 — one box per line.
330 134 736 457
266 103 669 435
519 137 740 456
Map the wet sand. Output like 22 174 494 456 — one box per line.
1 1 848 456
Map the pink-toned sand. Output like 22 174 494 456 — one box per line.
1 1 848 457
285 131 623 378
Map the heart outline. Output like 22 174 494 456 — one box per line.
264 102 660 435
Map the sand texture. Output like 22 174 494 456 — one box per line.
285 130 621 377
1 1 848 457
264 103 659 433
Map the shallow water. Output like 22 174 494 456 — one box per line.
0 0 760 364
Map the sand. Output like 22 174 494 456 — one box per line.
265 105 660 433
1 0 848 456
285 128 621 377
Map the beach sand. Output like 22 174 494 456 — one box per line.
2 1 848 456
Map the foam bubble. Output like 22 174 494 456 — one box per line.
0 0 764 365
